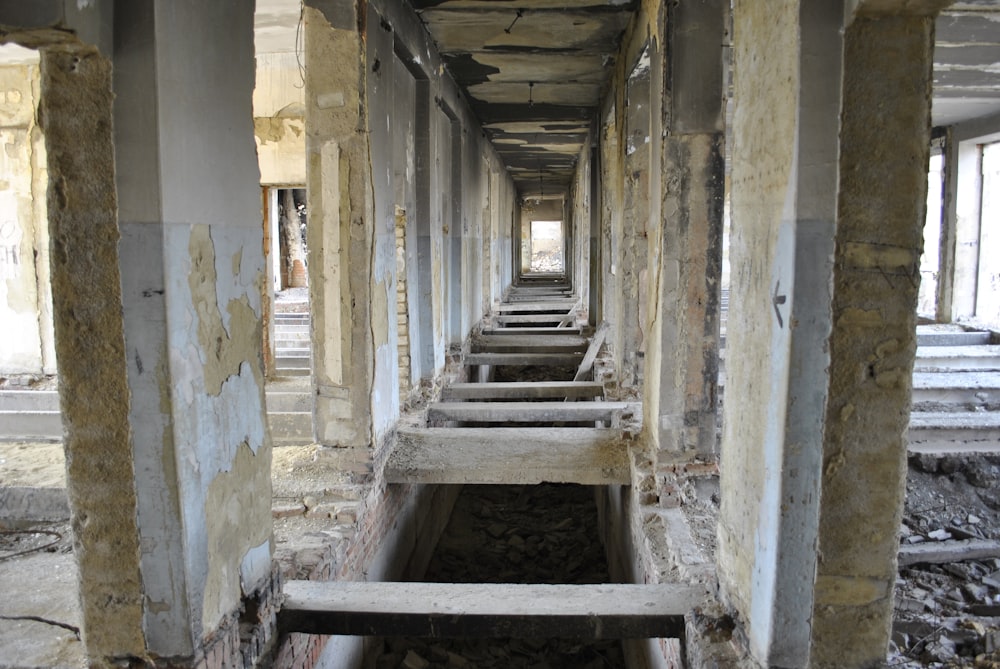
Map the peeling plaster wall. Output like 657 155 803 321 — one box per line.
115 0 273 657
0 55 56 376
307 0 516 447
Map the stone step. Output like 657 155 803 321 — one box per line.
0 390 59 412
386 427 628 485
279 581 709 639
912 371 1000 411
917 330 992 347
274 346 311 357
472 341 588 354
268 411 313 443
475 334 588 348
0 411 62 441
273 367 311 377
266 391 313 413
276 356 311 369
426 401 628 424
441 381 604 401
914 345 1000 371
907 412 1000 454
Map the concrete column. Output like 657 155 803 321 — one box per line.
810 12 936 666
716 0 843 665
40 44 147 662
645 0 726 460
114 0 274 661
305 0 376 448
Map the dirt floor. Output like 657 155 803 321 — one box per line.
5 441 1000 666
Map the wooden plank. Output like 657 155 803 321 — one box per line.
476 334 588 347
386 427 628 484
494 314 570 324
481 327 583 335
279 581 709 639
574 322 610 382
427 401 627 423
465 352 583 366
496 302 576 313
898 538 1000 567
441 381 604 400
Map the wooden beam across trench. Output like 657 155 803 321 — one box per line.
385 427 629 485
278 581 711 639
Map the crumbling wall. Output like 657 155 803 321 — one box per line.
254 52 306 186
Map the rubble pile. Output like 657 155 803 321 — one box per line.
890 454 1000 667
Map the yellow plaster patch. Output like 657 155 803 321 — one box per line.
187 225 264 396
836 307 884 328
815 575 889 606
202 440 273 635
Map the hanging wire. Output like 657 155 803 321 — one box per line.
294 0 306 89
504 9 524 34
528 81 534 107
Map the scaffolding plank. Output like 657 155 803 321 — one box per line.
279 581 709 639
441 381 604 400
427 401 626 423
494 314 570 324
481 327 583 335
465 352 583 366
386 427 628 484
496 302 576 313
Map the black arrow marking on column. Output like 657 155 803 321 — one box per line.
772 280 787 329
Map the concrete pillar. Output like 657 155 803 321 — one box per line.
305 0 376 448
810 11 936 666
113 1 275 662
40 44 147 662
645 0 726 461
716 0 843 665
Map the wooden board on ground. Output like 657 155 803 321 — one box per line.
465 352 583 367
386 427 628 484
427 401 627 423
279 581 710 639
441 381 604 400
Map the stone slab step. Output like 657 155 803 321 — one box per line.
386 427 628 485
0 487 69 524
269 411 312 443
274 367 311 377
907 412 1000 454
441 381 604 401
465 352 583 367
275 346 311 357
265 391 312 413
0 390 59 412
426 401 627 424
917 330 992 347
276 356 311 369
279 581 709 639
0 412 62 441
914 345 1000 371
912 371 1000 410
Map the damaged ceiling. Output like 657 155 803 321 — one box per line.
406 0 638 198
932 1 1000 127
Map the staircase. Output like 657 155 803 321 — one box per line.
907 325 1000 454
0 311 316 445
